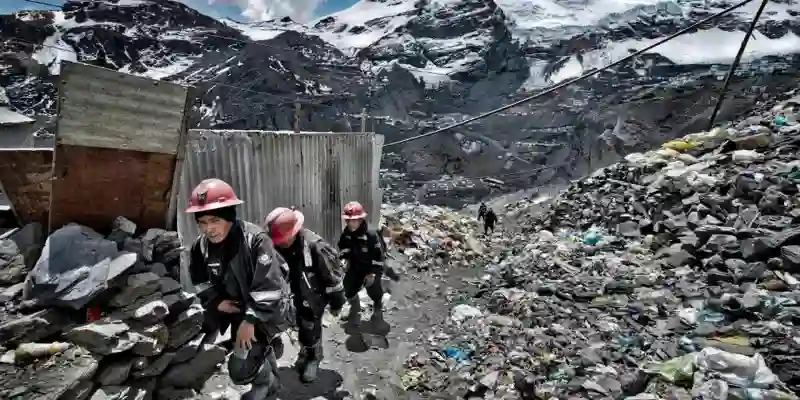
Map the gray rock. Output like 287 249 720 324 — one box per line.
23 225 136 310
0 347 99 400
781 245 800 270
60 379 95 400
140 229 168 263
109 272 162 308
0 308 72 345
131 323 169 357
148 263 168 278
0 282 25 303
132 351 175 379
0 239 27 285
161 344 226 389
130 299 170 326
96 358 135 386
167 305 204 350
64 319 137 356
158 277 182 295
156 387 198 400
171 333 205 364
89 380 156 400
162 291 195 317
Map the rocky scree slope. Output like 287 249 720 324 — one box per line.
1 0 800 203
402 92 800 398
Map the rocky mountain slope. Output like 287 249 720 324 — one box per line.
1 0 800 204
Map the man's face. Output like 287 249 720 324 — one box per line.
276 235 296 248
198 215 233 243
346 219 362 231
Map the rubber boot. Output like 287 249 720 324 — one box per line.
340 297 361 322
370 301 384 322
242 348 280 400
300 342 322 383
242 383 278 400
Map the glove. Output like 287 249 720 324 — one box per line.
328 290 346 314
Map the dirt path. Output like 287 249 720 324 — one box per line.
200 255 480 400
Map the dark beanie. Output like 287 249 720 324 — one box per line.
195 205 237 222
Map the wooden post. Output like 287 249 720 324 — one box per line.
361 107 367 133
294 102 301 133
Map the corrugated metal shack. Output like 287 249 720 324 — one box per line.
49 61 191 232
177 130 384 246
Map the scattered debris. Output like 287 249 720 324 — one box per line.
402 94 800 398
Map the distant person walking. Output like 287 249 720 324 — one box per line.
483 208 497 235
477 202 487 221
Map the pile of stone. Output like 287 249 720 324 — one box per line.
403 94 800 398
381 203 487 270
0 217 224 400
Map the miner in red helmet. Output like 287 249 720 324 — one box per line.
337 201 387 324
264 207 345 384
186 178 291 400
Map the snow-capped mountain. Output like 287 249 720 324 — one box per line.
2 0 800 204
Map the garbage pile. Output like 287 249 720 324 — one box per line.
382 203 487 270
0 217 224 400
404 95 800 398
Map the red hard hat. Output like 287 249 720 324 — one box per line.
185 178 243 213
267 207 304 246
342 201 367 220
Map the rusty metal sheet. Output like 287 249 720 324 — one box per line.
0 149 53 226
58 61 190 155
49 145 175 233
50 62 192 232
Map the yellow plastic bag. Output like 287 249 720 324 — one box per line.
662 140 698 151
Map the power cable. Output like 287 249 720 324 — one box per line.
706 0 770 130
382 0 758 148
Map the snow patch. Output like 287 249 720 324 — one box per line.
118 55 196 80
399 63 454 89
524 28 800 87
311 0 417 54
115 0 149 5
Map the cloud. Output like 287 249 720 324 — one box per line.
208 0 322 22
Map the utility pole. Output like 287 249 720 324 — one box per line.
294 101 301 133
360 107 367 133
707 0 770 130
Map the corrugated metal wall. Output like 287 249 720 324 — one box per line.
177 130 383 246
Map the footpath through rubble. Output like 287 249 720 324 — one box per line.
403 94 800 399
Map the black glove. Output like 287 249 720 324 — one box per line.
328 290 346 313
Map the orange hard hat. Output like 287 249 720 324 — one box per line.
342 201 367 220
266 207 304 246
185 178 243 213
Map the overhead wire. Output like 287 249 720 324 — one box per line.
706 0 770 130
8 0 764 188
382 0 758 148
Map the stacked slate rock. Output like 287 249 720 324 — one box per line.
0 217 224 400
404 94 800 399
